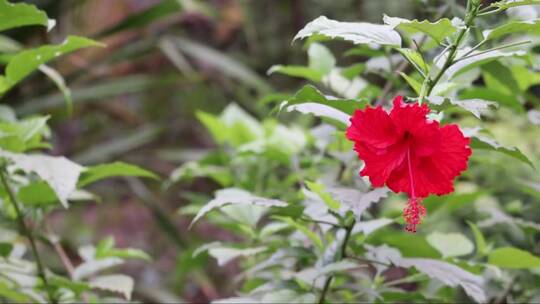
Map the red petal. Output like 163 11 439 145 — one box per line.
390 96 431 134
346 107 399 149
355 140 407 187
386 124 471 197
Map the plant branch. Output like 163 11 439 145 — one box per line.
317 219 356 304
455 40 531 62
0 167 57 304
377 4 449 105
423 0 480 98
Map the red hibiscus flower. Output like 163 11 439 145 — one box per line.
346 96 471 232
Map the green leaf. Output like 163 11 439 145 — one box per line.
383 15 458 43
426 232 474 258
305 181 340 210
17 181 58 206
195 111 229 145
368 230 441 258
488 247 540 269
207 246 267 266
396 48 428 75
467 221 488 257
169 161 232 187
0 36 103 94
49 276 91 295
281 85 367 125
428 96 496 119
481 61 521 95
274 216 323 250
463 128 534 168
90 274 134 301
95 237 151 261
267 43 336 82
459 87 524 113
294 16 401 47
0 115 49 152
190 188 287 228
340 63 366 80
0 0 52 32
267 65 323 82
308 43 336 75
78 162 159 188
0 150 84 208
444 49 525 79
399 72 422 95
491 0 540 9
0 281 33 302
483 19 540 41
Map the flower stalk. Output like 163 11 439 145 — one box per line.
0 166 57 304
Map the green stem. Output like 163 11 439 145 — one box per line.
0 167 57 304
317 219 356 304
422 0 480 98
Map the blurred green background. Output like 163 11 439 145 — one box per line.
5 0 539 303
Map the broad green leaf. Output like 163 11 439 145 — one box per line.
340 63 366 80
267 65 323 82
90 274 134 301
491 0 540 9
444 49 525 79
261 290 316 304
426 232 474 258
0 0 52 32
396 48 428 75
308 43 336 75
169 161 232 187
49 276 90 295
274 216 323 250
483 19 540 41
383 15 458 43
399 72 422 95
467 221 488 257
197 104 264 147
326 187 389 220
481 61 521 95
429 96 496 119
196 111 229 144
0 116 49 152
77 162 159 188
459 87 524 113
463 128 534 168
190 188 287 228
488 247 540 268
366 245 486 303
511 65 540 91
17 181 57 206
0 281 33 302
368 229 441 258
0 150 84 208
282 84 367 123
95 236 151 261
207 246 267 266
305 181 340 210
294 16 401 47
0 36 103 94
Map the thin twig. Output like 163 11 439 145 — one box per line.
317 219 356 304
0 167 57 304
455 40 531 62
